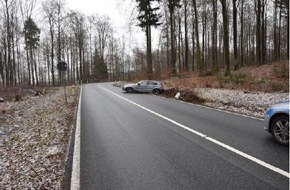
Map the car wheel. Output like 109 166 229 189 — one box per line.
271 115 289 146
152 89 160 95
126 87 134 93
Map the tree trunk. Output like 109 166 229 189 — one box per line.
232 0 239 70
273 0 277 61
165 9 170 71
11 12 16 86
30 47 35 86
220 0 230 76
26 43 31 85
170 10 176 75
178 14 182 71
202 7 205 71
184 0 189 71
5 0 12 86
192 0 202 72
50 22 55 86
261 0 267 65
255 0 262 65
212 0 218 71
147 24 153 79
33 49 39 85
192 21 195 71
46 45 51 86
0 52 4 86
240 0 244 67
57 2 62 63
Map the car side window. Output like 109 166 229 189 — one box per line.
148 81 157 85
140 81 148 86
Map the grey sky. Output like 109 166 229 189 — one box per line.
66 0 158 50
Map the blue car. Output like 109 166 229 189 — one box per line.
264 101 289 145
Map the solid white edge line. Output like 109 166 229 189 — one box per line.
100 86 290 179
71 87 82 190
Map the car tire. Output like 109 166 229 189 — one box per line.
152 89 160 95
270 115 289 146
126 87 134 93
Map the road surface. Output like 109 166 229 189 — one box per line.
75 83 289 189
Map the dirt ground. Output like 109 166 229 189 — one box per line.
0 86 79 189
0 86 46 102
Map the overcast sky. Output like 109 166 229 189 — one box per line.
67 0 125 27
65 0 158 50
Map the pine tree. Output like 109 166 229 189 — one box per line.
24 17 41 85
93 51 108 82
135 0 162 79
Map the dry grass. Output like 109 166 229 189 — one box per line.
163 61 289 93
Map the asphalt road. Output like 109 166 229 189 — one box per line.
78 83 289 190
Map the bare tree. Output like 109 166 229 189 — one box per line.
211 0 218 71
42 0 57 86
240 0 244 67
192 0 201 72
168 0 181 75
232 0 238 69
183 0 189 71
4 0 12 85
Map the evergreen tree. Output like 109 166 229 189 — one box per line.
24 17 41 85
93 51 108 82
24 17 40 49
135 0 162 79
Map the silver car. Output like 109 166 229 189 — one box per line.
264 101 289 146
122 80 164 94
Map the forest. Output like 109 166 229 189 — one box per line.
0 0 289 87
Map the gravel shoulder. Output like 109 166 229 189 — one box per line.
192 88 289 118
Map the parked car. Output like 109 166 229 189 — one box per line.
122 80 164 94
264 101 289 146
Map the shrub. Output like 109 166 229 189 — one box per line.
217 73 250 86
271 61 289 79
231 73 248 85
270 81 285 92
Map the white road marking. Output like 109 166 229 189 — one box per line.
71 87 82 190
100 86 290 179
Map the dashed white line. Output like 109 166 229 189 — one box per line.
100 86 290 179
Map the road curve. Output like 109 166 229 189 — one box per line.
78 83 289 190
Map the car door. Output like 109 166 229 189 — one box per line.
137 81 149 92
147 81 157 92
